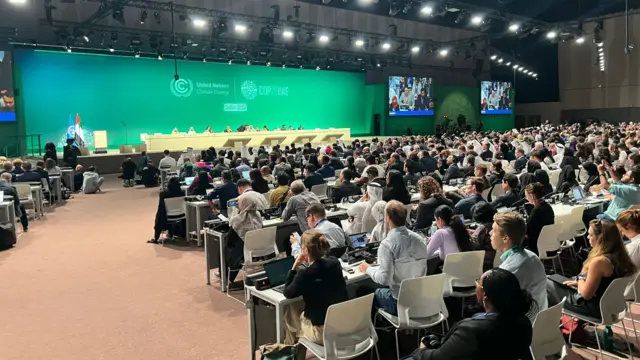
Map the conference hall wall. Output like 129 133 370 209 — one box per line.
13 50 369 150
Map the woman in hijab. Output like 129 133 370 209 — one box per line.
582 161 600 193
148 177 184 244
383 169 411 204
556 165 579 194
179 162 196 181
369 200 388 243
249 168 270 194
189 171 213 195
360 183 385 233
560 148 580 171
226 185 269 287
308 154 321 171
229 168 242 183
534 169 554 197
518 160 541 197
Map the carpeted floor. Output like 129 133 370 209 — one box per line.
0 175 638 360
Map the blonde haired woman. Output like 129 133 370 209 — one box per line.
283 229 348 346
616 209 640 269
547 219 636 318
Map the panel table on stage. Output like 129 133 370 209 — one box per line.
142 128 351 152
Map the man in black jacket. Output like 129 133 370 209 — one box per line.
442 155 461 184
331 169 360 202
328 151 345 170
480 143 494 162
490 174 521 209
388 153 404 174
419 150 438 173
302 164 325 190
210 158 229 178
513 148 528 173
14 162 42 183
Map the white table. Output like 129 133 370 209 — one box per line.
186 200 210 246
245 262 373 360
49 175 63 203
29 185 44 219
0 200 17 241
60 168 74 192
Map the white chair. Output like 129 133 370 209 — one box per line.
548 170 561 190
501 160 509 169
490 183 505 200
41 178 53 207
613 273 640 345
564 276 636 359
14 184 35 218
335 169 343 178
311 184 328 201
162 197 187 246
537 224 565 275
299 293 380 360
555 213 577 264
442 251 485 317
481 187 491 201
263 190 272 204
376 275 449 360
530 298 567 360
568 206 587 239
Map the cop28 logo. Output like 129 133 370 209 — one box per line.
241 80 258 100
170 78 194 97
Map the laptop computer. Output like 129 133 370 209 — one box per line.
184 176 195 186
349 233 370 248
265 257 295 293
572 186 584 201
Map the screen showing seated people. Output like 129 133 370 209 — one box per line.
480 81 512 115
388 76 434 116
0 51 16 122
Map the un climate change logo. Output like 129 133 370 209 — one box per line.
241 80 258 100
170 78 194 97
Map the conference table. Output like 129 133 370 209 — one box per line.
142 128 351 152
0 199 17 241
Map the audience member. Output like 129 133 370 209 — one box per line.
0 172 28 232
282 180 321 232
207 170 239 216
189 171 213 195
14 162 42 183
121 156 137 187
470 201 497 271
426 205 475 261
260 165 275 184
302 164 325 190
490 174 521 208
331 169 360 203
249 168 269 194
140 160 159 187
383 170 411 204
595 163 640 220
269 173 291 208
369 201 388 243
291 203 346 257
159 149 177 169
453 177 486 220
413 176 454 230
148 177 184 244
524 183 555 255
316 155 335 179
82 166 104 194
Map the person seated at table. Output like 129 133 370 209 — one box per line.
73 165 84 191
328 151 345 170
409 268 534 360
383 170 411 204
82 166 104 194
593 163 640 220
582 161 600 193
283 229 349 345
316 155 335 179
427 205 475 262
11 159 24 175
387 153 404 174
291 203 347 258
282 180 321 233
488 161 506 187
203 125 213 134
121 156 137 188
0 172 29 232
224 126 232 133
225 180 268 288
556 164 579 194
560 148 580 171
148 177 184 244
524 183 554 256
357 201 428 315
513 148 528 173
246 169 267 194
452 177 486 220
14 161 42 183
171 127 179 134
269 173 291 208
209 158 228 178
403 159 423 186
331 169 360 203
472 164 490 190
547 218 636 319
413 176 454 230
260 165 275 184
442 155 461 184
140 160 159 187
273 156 295 181
469 202 497 271
300 164 323 190
235 158 251 174
533 169 553 197
490 174 521 209
188 171 212 195
207 170 239 216
179 162 196 182
369 200 389 243
34 160 50 188
159 150 177 169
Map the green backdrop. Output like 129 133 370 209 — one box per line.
2 49 514 154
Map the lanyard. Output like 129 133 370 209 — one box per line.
314 219 328 229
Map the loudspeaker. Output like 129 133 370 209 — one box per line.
472 59 484 79
373 113 381 136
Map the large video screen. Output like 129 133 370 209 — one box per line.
0 51 16 122
480 81 512 115
388 76 434 116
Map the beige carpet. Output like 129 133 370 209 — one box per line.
0 176 248 360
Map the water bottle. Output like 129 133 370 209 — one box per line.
603 326 613 352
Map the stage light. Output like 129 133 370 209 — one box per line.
140 10 148 24
546 30 557 39
497 58 503 63
319 35 330 43
519 67 525 72
354 39 365 47
381 42 391 50
282 30 294 39
267 61 271 66
9 0 27 4
109 45 115 52
316 66 320 70
439 49 448 56
505 61 511 66
193 19 207 28
235 24 248 33
420 5 433 15
513 64 518 69
411 45 420 53
490 54 497 60
471 15 483 25
509 23 519 32
597 42 603 47
157 52 163 60
575 36 585 44
598 47 603 53
66 46 72 53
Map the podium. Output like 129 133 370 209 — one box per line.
223 137 252 149
94 130 108 154
260 135 287 147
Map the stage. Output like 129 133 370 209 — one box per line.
74 150 183 175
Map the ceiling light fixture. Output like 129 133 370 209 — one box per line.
193 19 207 28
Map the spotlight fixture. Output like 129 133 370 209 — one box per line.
354 39 365 47
575 36 585 44
513 64 518 69
490 54 497 60
109 45 115 52
140 10 148 24
597 42 604 47
267 61 272 66
157 53 163 60
470 15 483 25
235 24 248 33
420 5 433 15
381 42 391 50
411 45 420 53
282 30 294 39
9 0 27 4
505 61 511 66
66 46 72 53
316 66 320 70
193 18 207 28
319 35 330 43
546 30 557 39
508 23 519 32
497 58 503 63
134 51 140 58
439 49 448 56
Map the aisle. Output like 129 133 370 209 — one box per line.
0 176 247 360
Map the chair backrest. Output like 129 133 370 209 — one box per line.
509 160 516 168
568 206 585 233
537 224 561 256
553 213 574 242
41 178 50 193
263 190 272 204
311 184 328 197
163 197 186 217
322 293 378 359
335 169 342 178
491 183 505 200
397 274 449 328
501 160 509 168
493 250 503 267
14 183 32 200
530 298 566 360
481 187 491 201
599 276 636 326
243 226 279 260
442 251 485 295
625 273 640 301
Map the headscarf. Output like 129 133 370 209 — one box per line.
229 190 269 239
370 200 388 243
361 183 384 233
